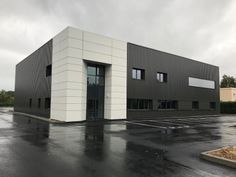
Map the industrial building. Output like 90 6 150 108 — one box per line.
14 26 220 122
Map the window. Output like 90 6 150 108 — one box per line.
45 98 51 109
157 72 167 82
188 77 215 89
29 98 32 108
38 98 41 108
87 65 105 86
210 102 216 110
46 65 52 77
157 100 178 110
192 101 199 109
132 68 145 80
127 99 152 110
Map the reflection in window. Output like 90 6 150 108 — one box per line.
87 65 105 86
96 76 105 86
88 76 96 85
87 66 96 76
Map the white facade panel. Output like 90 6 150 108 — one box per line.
188 77 215 89
83 41 112 55
83 50 112 64
51 26 127 122
83 31 112 46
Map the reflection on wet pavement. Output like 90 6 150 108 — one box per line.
0 107 235 177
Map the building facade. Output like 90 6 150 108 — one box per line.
14 27 220 122
220 88 236 102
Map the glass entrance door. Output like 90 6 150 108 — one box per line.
86 65 105 121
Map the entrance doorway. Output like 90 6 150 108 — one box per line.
86 64 105 121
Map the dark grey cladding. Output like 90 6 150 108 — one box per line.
127 43 220 120
14 40 52 118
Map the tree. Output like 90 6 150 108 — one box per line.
0 90 14 106
220 75 236 88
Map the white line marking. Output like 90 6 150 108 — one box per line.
147 120 190 128
125 121 167 129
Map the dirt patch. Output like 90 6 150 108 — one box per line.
208 146 236 161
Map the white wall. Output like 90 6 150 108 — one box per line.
220 88 236 102
51 27 127 122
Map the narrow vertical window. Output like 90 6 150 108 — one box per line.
29 98 32 108
46 64 52 77
38 98 41 108
45 98 51 109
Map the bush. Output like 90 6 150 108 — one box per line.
220 102 236 114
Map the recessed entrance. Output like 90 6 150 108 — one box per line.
86 64 105 121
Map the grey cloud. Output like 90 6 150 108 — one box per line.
0 0 235 90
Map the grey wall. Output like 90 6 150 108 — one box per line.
127 43 220 119
14 40 52 118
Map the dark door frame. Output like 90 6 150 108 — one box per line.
86 64 105 121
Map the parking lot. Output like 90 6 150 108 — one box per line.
0 107 235 177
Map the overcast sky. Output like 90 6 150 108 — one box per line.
1 0 236 90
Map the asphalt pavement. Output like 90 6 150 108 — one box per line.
0 107 235 177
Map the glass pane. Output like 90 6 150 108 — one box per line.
97 67 105 76
137 70 141 80
96 76 105 86
132 99 138 109
160 74 163 82
138 100 144 109
157 73 160 81
132 69 136 79
88 66 96 76
164 73 167 82
88 76 96 85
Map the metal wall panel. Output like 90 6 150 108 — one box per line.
14 40 52 118
127 43 220 119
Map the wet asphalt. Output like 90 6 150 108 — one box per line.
0 107 235 177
